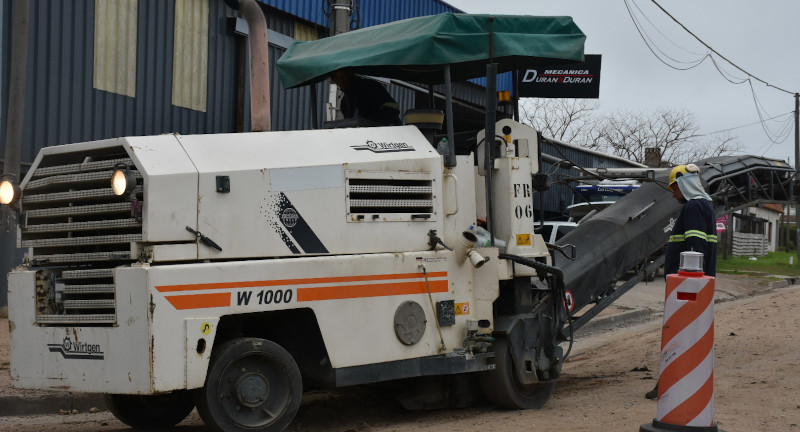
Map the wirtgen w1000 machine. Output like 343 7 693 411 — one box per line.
2 11 794 432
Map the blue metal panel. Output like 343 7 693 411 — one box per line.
258 0 462 29
471 72 515 94
259 0 324 27
358 0 459 28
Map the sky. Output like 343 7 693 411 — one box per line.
446 0 800 164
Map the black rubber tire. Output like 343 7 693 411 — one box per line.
196 337 302 432
104 390 195 430
480 337 557 410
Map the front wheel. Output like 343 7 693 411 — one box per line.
104 391 195 430
479 337 557 409
196 337 302 432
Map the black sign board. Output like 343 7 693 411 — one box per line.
518 54 602 98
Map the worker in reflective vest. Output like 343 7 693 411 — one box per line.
663 163 717 277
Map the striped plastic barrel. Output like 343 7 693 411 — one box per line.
657 270 716 426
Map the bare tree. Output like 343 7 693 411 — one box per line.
520 98 602 148
595 108 742 165
521 100 743 165
680 132 742 163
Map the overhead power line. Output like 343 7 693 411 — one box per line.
698 111 793 137
648 0 795 95
624 0 797 144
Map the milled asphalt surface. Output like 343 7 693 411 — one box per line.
1 273 796 417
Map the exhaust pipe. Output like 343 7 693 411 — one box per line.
458 231 490 269
226 0 270 132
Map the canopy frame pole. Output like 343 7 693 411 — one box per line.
484 16 498 245
444 65 456 168
513 67 520 122
485 62 498 246
310 82 318 129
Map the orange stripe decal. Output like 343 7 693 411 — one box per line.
166 293 230 310
297 280 448 302
156 272 447 293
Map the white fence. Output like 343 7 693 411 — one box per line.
732 232 769 257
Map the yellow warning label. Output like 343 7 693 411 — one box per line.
516 233 532 246
455 302 470 315
201 322 212 335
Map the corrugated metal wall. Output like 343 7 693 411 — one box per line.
269 42 327 130
0 0 243 166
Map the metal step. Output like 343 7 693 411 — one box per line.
21 234 141 248
61 269 115 279
64 299 116 309
24 218 141 234
36 314 116 324
22 186 143 205
63 284 115 294
349 199 433 208
25 202 133 219
25 170 141 191
349 184 433 194
30 158 133 178
33 251 132 264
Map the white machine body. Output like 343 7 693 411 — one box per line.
9 121 549 394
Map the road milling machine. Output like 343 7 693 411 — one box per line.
2 10 796 432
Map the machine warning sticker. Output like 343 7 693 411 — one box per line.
563 290 575 312
201 322 212 335
455 302 470 315
47 336 104 360
516 233 532 246
416 256 447 264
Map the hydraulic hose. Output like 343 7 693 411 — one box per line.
498 253 574 360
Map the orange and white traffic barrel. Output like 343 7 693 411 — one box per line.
641 251 725 432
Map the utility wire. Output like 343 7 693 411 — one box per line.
649 0 796 95
748 80 794 144
626 0 797 144
698 111 793 137
629 0 705 58
624 0 709 70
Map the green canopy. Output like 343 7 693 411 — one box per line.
276 13 586 89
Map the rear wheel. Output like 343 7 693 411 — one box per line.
104 390 195 430
480 337 557 409
196 337 302 432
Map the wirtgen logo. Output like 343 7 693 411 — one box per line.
47 336 104 360
351 140 414 153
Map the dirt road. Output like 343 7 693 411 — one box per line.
2 284 798 431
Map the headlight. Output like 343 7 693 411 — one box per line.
111 164 136 196
0 176 20 206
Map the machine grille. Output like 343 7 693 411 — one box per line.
347 178 435 221
22 147 142 326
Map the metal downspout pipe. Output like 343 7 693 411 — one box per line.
227 0 271 132
3 0 28 183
